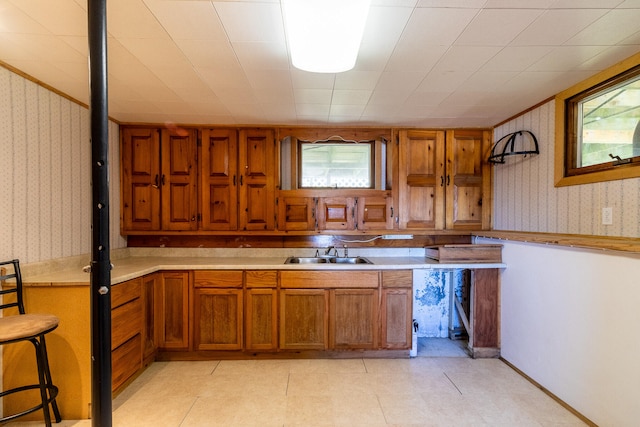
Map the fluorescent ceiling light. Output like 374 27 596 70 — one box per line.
282 0 371 73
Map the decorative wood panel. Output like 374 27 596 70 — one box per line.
330 289 379 349
245 288 278 350
380 287 412 349
161 129 198 230
398 130 445 230
239 129 276 231
159 271 189 350
317 197 355 230
193 288 243 351
279 289 328 350
200 128 238 231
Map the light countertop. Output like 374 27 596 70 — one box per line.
23 255 506 286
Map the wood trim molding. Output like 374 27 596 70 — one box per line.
474 231 640 254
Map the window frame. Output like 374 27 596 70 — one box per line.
297 140 375 189
555 53 640 187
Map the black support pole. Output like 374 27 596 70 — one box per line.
88 0 112 425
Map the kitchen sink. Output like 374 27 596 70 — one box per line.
284 256 373 264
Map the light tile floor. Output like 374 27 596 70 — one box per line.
7 339 587 427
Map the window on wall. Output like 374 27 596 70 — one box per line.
559 62 640 184
299 141 374 188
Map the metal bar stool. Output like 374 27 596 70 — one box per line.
0 259 62 426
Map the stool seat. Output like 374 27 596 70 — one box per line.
1 259 61 426
0 314 59 343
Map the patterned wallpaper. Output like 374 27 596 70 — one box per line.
493 100 640 238
0 66 126 264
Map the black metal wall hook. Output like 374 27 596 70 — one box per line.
488 130 539 164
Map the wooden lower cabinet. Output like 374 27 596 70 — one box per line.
142 273 160 363
158 271 190 351
245 270 278 350
111 278 143 392
192 271 244 351
380 270 413 349
330 289 379 349
280 289 329 350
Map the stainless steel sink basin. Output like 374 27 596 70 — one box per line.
284 256 372 264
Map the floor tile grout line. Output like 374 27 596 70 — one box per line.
443 372 463 395
176 396 200 427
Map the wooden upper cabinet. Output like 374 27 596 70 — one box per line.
445 130 491 230
357 195 393 230
121 127 161 231
200 129 238 231
161 129 198 231
277 195 316 231
238 129 276 231
317 197 355 231
398 130 446 230
121 126 197 232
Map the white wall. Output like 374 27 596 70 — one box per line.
489 93 640 426
0 66 126 264
477 237 640 427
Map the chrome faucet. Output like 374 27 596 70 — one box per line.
324 246 337 256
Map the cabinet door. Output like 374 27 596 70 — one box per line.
398 130 445 230
201 128 238 230
245 288 278 350
277 196 316 231
445 130 491 230
356 195 393 230
121 127 161 231
280 289 328 350
317 197 355 230
158 271 189 350
330 289 379 349
193 288 243 351
380 288 412 349
239 129 276 231
142 273 160 362
161 129 198 230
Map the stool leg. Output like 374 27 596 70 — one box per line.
34 335 61 426
40 335 62 422
33 337 52 426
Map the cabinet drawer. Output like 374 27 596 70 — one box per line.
112 297 143 350
194 270 243 288
382 270 413 288
280 271 379 288
112 278 142 309
112 334 142 392
245 270 277 288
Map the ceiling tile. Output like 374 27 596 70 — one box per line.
375 71 424 92
431 46 502 73
550 0 624 8
175 39 238 69
232 41 289 70
331 90 372 105
401 8 480 45
9 0 87 36
0 2 50 34
511 9 609 45
455 9 543 46
480 46 555 71
566 9 640 45
294 89 333 104
107 0 171 39
335 71 381 91
214 2 284 43
384 43 448 73
144 0 227 40
416 70 473 92
527 45 609 72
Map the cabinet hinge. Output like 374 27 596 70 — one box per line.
197 136 202 147
197 213 202 222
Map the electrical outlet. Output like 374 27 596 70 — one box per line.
602 207 613 225
382 234 413 239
